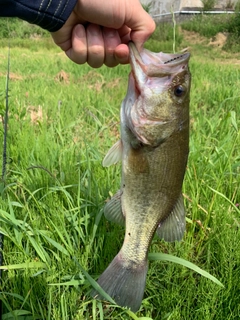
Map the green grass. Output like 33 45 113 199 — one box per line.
181 13 240 52
148 22 183 53
0 24 239 319
181 14 232 38
0 18 49 39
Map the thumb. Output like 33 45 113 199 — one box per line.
127 7 155 50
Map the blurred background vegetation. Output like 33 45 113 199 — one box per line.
1 8 240 53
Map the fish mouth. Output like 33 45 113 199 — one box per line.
127 41 190 123
128 41 190 80
125 42 190 146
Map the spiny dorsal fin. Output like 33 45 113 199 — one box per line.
102 140 123 167
104 190 125 225
156 194 186 242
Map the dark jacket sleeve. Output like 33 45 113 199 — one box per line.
0 0 78 32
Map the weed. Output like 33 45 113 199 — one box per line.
0 18 49 39
201 0 217 11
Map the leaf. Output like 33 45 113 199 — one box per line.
49 279 84 286
208 186 240 214
27 237 50 264
0 292 24 301
148 253 224 287
186 217 193 224
2 310 32 320
230 111 238 132
39 232 70 256
10 201 24 208
90 209 104 247
0 261 46 270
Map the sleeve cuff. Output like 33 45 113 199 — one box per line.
5 0 78 32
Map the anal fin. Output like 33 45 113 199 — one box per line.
156 194 186 242
104 190 125 225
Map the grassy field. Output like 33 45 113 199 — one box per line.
0 23 239 320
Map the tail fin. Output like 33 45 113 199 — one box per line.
92 253 148 312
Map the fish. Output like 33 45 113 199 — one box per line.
92 42 191 312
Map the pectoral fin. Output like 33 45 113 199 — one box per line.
102 140 123 167
156 194 186 242
104 190 125 225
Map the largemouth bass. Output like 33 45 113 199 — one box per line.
93 42 191 312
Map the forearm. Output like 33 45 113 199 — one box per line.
0 0 77 31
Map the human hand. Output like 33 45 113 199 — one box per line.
51 0 155 68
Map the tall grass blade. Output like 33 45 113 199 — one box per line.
208 186 240 214
49 279 84 286
2 310 32 320
148 253 224 287
38 233 70 256
0 262 46 270
230 111 238 132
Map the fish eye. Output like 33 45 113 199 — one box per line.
174 85 185 97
